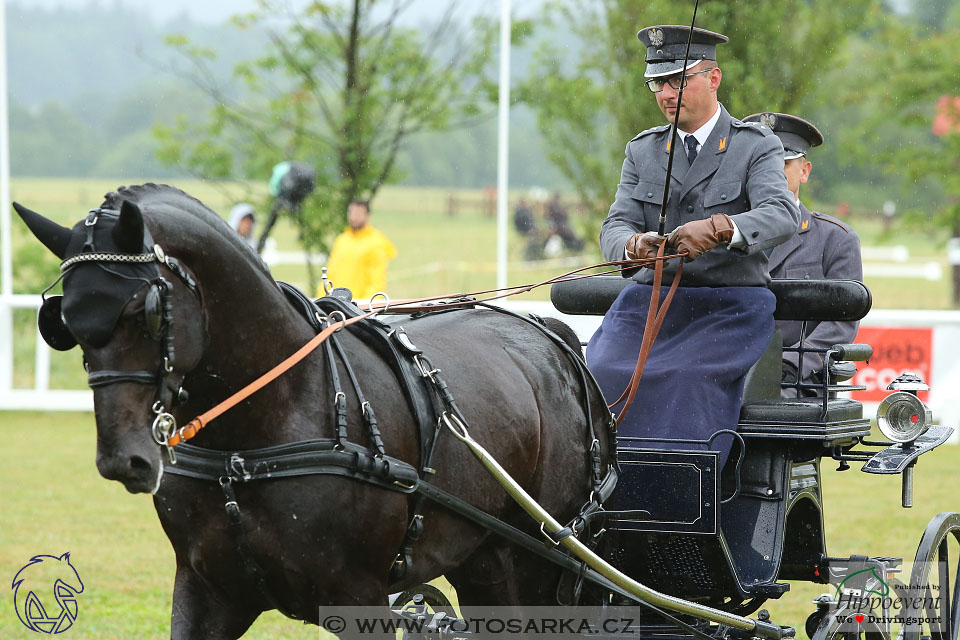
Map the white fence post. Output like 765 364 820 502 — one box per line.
0 295 93 411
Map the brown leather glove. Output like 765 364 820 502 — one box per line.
667 214 735 262
625 232 665 261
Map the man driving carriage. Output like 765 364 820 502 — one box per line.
586 25 800 464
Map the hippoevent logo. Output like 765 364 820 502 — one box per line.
835 567 890 601
11 553 84 634
833 567 941 627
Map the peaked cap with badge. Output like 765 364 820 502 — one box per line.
637 25 728 78
743 112 823 161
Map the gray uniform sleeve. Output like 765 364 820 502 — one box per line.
599 140 646 263
727 133 800 254
782 227 863 383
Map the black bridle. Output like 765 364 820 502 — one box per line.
38 208 203 460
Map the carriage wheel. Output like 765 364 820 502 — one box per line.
809 605 888 640
904 512 960 640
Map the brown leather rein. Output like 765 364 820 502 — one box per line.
165 248 685 447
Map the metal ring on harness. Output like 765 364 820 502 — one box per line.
326 310 347 332
367 292 390 316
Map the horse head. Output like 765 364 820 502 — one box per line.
15 189 211 493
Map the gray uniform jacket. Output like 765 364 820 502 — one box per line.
769 202 863 386
600 104 800 286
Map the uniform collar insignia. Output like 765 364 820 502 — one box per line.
801 219 809 230
718 137 726 151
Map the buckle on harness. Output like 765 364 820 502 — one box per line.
414 355 440 381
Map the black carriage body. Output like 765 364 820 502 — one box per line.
554 278 874 613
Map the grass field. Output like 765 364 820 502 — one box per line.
2 410 959 638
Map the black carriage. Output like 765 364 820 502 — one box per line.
398 277 955 640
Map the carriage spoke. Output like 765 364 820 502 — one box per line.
938 541 950 640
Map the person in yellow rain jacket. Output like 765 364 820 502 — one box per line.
320 199 397 299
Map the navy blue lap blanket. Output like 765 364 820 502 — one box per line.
586 284 776 466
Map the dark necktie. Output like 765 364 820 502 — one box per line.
685 134 699 166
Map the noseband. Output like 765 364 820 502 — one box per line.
41 208 203 460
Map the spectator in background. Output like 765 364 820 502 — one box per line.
229 203 258 248
320 200 397 299
545 192 585 251
514 197 536 236
743 112 862 397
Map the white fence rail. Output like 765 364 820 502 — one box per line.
0 293 93 411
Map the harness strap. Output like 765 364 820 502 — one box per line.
322 335 350 448
331 335 385 456
166 439 419 490
389 352 450 582
219 478 301 619
87 370 158 387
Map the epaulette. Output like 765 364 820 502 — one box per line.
731 119 773 137
629 123 671 142
812 211 853 233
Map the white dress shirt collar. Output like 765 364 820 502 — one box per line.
679 103 721 149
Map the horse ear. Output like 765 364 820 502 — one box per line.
59 552 71 563
113 200 145 253
12 202 72 259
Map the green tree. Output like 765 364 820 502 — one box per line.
154 0 501 289
842 5 960 303
521 0 879 239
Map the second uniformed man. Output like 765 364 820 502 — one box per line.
743 112 863 397
587 25 799 464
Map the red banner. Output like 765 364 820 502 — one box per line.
850 327 932 402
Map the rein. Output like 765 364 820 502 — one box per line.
165 250 687 449
164 311 374 447
607 241 683 425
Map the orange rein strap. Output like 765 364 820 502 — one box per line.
166 311 374 447
609 241 683 425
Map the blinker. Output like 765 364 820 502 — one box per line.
145 282 165 341
38 295 79 351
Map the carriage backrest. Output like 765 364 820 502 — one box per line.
550 277 872 322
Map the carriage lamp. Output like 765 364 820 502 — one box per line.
877 372 932 444
876 391 932 444
877 373 933 509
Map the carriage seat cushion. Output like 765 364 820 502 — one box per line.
739 398 863 424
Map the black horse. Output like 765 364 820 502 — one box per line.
15 184 612 638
